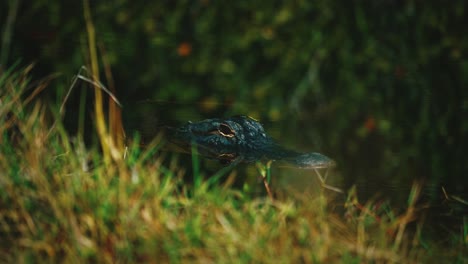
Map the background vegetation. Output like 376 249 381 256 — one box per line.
1 0 467 262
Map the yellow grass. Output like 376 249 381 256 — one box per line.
0 66 465 263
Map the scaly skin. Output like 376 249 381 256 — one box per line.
169 115 335 169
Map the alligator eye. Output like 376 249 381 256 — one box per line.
218 123 235 138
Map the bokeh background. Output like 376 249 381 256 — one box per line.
2 1 467 217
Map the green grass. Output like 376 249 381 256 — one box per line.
1 67 466 263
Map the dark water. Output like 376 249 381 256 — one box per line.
118 100 467 236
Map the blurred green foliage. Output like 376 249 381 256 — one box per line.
2 0 467 204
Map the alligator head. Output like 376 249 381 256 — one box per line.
169 115 335 169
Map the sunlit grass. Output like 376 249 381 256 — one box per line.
0 66 466 263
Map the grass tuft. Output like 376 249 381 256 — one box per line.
0 66 466 263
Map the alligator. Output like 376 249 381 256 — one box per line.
169 115 335 169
